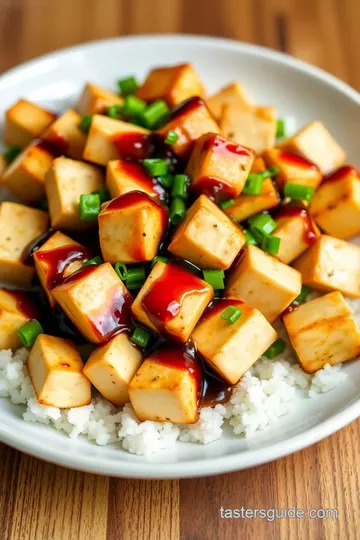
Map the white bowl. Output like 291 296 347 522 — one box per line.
0 35 359 478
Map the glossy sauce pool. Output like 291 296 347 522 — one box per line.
35 244 91 289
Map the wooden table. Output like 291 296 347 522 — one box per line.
0 1 359 539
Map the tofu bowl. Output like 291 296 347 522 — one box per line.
0 35 359 478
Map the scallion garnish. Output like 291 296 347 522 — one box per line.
17 320 44 348
243 174 264 195
171 174 189 199
263 339 286 359
79 193 101 220
261 234 280 255
158 173 174 189
118 76 138 97
170 197 186 225
107 104 124 119
114 262 128 281
284 182 314 202
121 95 147 116
202 269 225 290
83 256 102 267
79 115 93 133
126 266 146 289
243 229 258 246
143 158 168 177
248 214 277 237
221 305 242 324
140 100 170 129
220 199 235 210
295 285 311 304
92 187 110 204
165 130 179 144
151 256 169 268
131 326 152 348
276 118 286 139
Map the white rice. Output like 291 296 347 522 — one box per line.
0 298 355 455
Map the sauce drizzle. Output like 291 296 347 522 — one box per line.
274 204 317 245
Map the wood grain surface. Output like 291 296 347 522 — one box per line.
0 1 359 539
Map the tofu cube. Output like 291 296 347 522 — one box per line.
157 97 220 158
52 262 133 343
128 346 202 423
168 194 245 269
283 291 360 373
293 235 360 298
106 159 165 201
223 157 279 222
45 156 105 231
131 262 214 342
309 166 360 239
192 299 278 384
0 202 48 286
41 109 87 160
99 192 168 264
83 114 150 166
206 81 253 121
136 63 205 107
186 133 255 202
4 99 56 148
263 148 322 190
2 143 55 204
83 332 143 406
0 288 38 350
226 245 302 322
279 121 346 174
76 82 123 116
27 334 91 408
221 104 277 154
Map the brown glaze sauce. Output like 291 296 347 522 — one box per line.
278 150 318 170
117 160 166 200
113 132 152 161
35 244 91 289
3 288 39 320
274 204 317 245
104 191 169 232
323 165 359 184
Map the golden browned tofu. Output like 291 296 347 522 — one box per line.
52 263 133 344
309 166 360 239
226 245 302 322
263 148 322 190
99 192 168 264
83 333 143 406
76 82 123 116
2 143 55 204
0 202 48 286
0 289 38 350
129 346 202 423
45 156 105 231
4 99 56 148
106 159 165 200
41 109 87 160
224 157 279 222
206 81 253 121
157 97 220 158
283 292 360 373
131 262 213 342
293 235 360 298
168 195 245 269
27 334 91 408
279 121 346 174
136 63 205 107
83 114 150 166
186 133 255 202
221 104 277 154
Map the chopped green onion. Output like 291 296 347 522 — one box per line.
202 269 225 290
140 100 170 129
165 130 179 144
263 339 286 359
284 182 315 202
262 166 280 179
276 118 286 138
3 145 21 164
243 174 264 195
158 173 174 189
261 234 280 255
169 197 186 225
114 262 128 281
151 256 169 268
39 199 49 211
79 193 101 220
295 285 311 304
171 174 189 199
79 115 93 133
92 187 110 204
17 320 44 348
248 214 277 237
131 327 152 348
118 76 138 97
220 199 235 210
121 95 147 116
83 256 102 267
126 266 146 289
221 305 242 324
107 104 124 119
143 158 168 177
243 229 258 246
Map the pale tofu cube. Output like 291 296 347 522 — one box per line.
221 104 277 154
206 81 253 121
131 262 213 342
83 333 143 406
283 291 360 373
76 82 123 116
186 133 255 201
128 346 202 423
99 192 168 263
279 121 346 174
157 97 220 158
0 288 38 349
168 194 245 269
224 157 279 222
4 99 56 148
2 143 55 204
52 262 133 343
27 334 91 408
309 166 360 239
83 114 150 166
41 109 87 160
192 299 277 384
136 63 205 107
263 148 322 190
293 235 360 298
45 156 105 231
106 159 165 201
0 202 48 286
226 245 302 322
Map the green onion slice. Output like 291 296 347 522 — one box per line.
92 187 110 204
221 305 242 324
263 338 286 359
121 95 147 116
79 115 93 133
202 269 225 290
83 256 102 267
295 285 311 304
243 174 264 195
143 158 168 177
169 197 186 225
261 234 280 255
131 326 152 348
17 320 44 348
276 118 286 139
158 173 174 189
114 262 128 281
165 130 179 144
248 213 277 237
151 256 169 268
118 76 138 97
140 100 170 129
243 229 258 246
171 174 189 199
79 193 101 221
220 199 235 210
284 182 315 202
